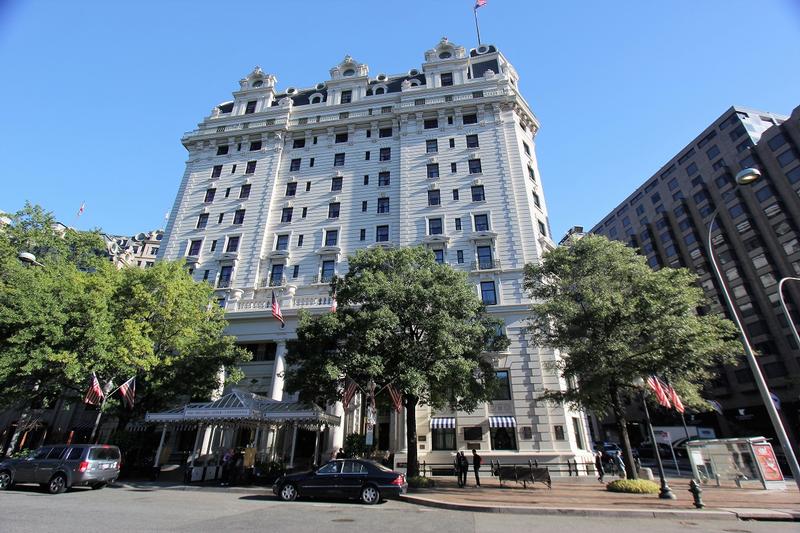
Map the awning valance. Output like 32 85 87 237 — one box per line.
430 417 456 429
489 416 516 428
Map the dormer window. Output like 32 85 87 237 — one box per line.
441 72 454 86
343 69 356 77
340 90 352 104
374 87 385 95
439 51 452 60
245 101 257 114
311 96 322 104
252 80 263 88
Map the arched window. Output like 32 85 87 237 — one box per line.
374 87 385 95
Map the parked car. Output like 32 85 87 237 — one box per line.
0 444 121 494
273 458 406 504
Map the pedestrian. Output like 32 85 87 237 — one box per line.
454 453 462 487
594 450 605 483
613 453 626 479
220 448 233 486
335 448 346 459
458 451 469 488
471 449 482 487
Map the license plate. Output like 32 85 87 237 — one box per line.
103 464 110 469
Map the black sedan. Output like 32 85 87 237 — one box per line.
272 459 406 504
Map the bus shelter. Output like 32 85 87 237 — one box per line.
686 436 785 490
144 389 340 481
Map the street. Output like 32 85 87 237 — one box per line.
0 484 796 533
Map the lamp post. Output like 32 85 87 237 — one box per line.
706 168 800 490
633 377 675 499
778 277 800 351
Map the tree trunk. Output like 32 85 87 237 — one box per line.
405 394 419 478
610 386 638 480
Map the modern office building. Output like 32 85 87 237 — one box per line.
590 105 800 445
158 38 592 469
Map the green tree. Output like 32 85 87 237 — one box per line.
284 246 508 478
524 235 739 479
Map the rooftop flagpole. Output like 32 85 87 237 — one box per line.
473 5 482 47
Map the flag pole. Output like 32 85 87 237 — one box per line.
473 7 482 46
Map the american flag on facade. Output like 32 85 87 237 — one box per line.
387 383 403 412
474 0 487 9
271 291 285 327
84 373 104 405
646 375 672 408
118 377 136 409
342 379 358 409
664 382 685 413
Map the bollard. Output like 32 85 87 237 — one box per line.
688 479 704 509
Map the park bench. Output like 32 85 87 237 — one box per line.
490 461 552 489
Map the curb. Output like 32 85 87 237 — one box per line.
400 494 752 521
116 482 269 494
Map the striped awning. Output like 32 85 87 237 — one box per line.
430 417 456 429
489 416 516 428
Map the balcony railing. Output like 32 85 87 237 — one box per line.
471 260 501 271
216 279 232 289
260 275 285 287
316 273 335 284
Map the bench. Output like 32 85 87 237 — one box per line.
491 462 551 489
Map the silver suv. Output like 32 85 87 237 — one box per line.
0 444 121 494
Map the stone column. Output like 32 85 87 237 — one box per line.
270 341 287 401
328 402 345 454
399 407 408 452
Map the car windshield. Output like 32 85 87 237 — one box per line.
88 447 120 461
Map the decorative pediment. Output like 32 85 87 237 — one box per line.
239 66 277 90
424 37 467 62
330 55 369 79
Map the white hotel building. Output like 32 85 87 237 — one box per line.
159 39 592 469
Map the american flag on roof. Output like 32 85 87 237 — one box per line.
475 0 487 9
84 373 104 405
271 291 285 327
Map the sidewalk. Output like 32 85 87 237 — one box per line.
401 476 800 521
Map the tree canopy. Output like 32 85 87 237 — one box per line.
284 246 508 477
524 234 739 478
0 204 248 427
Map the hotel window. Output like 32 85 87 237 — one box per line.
210 240 217 252
249 141 262 151
285 182 297 196
490 426 516 451
477 245 493 269
376 225 389 242
492 370 511 400
290 158 301 171
196 213 208 229
554 425 565 441
424 118 438 129
225 187 231 198
449 138 455 148
275 235 289 251
281 207 293 223
378 171 390 186
301 207 307 218
377 197 389 213
211 165 222 178
239 184 251 199
523 142 531 155
331 176 343 191
440 72 453 86
225 236 240 253
217 145 229 156
451 162 457 173
532 191 541 208
359 229 366 241
231 164 237 173
426 139 438 153
433 249 444 264
328 202 340 218
457 250 464 263
466 134 479 148
297 234 304 247
325 229 338 247
270 264 284 286
334 153 345 166
379 147 391 161
188 240 202 256
427 163 440 178
306 182 311 192
309 157 315 167
471 185 485 202
463 113 478 125
244 100 257 114
428 218 443 235
204 188 216 203
363 175 369 185
321 260 336 282
293 138 305 149
218 265 233 286
233 209 245 225
468 159 482 174
292 265 300 279
538 221 547 236
474 214 489 231
340 90 352 104
454 217 462 231
480 280 497 305
365 151 370 160
428 189 441 206
452 188 459 200
335 132 348 143
431 427 456 451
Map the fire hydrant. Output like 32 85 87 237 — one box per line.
688 479 704 509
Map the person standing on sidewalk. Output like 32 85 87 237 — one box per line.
458 451 469 487
471 449 482 487
613 453 626 479
454 453 463 487
594 450 605 483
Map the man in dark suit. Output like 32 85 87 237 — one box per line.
471 449 482 487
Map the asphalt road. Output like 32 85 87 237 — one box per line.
0 483 796 533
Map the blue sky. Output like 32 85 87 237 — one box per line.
1 0 798 240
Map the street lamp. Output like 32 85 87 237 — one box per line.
778 277 800 351
17 252 43 267
706 167 800 490
633 377 675 499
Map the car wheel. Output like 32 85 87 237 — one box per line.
279 483 298 501
90 482 106 490
47 474 67 495
360 485 380 505
0 470 12 490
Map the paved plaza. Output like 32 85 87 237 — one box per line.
0 482 798 533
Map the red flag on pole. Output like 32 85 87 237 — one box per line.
118 377 136 409
84 373 104 405
387 384 403 412
271 291 285 327
342 379 358 409
646 375 672 408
